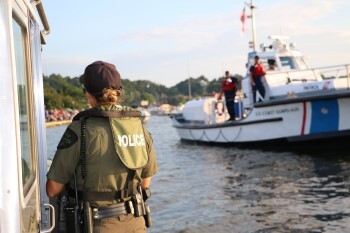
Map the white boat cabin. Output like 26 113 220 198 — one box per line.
241 35 350 110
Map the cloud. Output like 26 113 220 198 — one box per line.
44 56 94 65
111 0 350 86
256 0 348 37
262 0 343 21
42 56 97 77
118 15 235 42
115 0 350 61
44 0 350 87
115 14 238 56
336 30 350 45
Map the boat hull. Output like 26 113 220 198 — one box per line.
180 129 350 151
173 94 350 147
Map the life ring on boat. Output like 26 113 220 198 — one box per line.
215 100 225 116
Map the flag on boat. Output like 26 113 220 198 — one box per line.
240 7 246 33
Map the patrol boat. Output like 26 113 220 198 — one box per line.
0 0 55 232
171 1 350 148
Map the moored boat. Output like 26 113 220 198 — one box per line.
139 107 151 124
172 1 350 149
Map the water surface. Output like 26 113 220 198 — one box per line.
46 116 350 233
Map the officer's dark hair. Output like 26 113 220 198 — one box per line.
225 71 230 75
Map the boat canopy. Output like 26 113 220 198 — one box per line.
246 36 309 74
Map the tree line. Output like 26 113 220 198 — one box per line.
44 73 243 109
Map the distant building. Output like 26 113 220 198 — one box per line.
140 100 149 107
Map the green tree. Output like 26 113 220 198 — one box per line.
43 72 244 108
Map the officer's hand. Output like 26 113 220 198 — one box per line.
251 81 256 86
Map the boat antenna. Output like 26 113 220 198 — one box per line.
187 60 192 100
247 0 257 52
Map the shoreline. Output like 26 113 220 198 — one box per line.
45 120 71 128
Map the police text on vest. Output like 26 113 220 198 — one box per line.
117 134 146 147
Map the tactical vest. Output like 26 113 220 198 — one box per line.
73 105 149 171
63 106 151 232
73 105 148 201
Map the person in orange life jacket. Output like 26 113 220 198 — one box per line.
250 55 266 103
218 71 240 121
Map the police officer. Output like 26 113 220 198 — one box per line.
218 71 239 121
46 61 158 233
250 55 266 103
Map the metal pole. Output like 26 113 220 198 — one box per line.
250 0 257 51
347 65 350 90
187 60 192 100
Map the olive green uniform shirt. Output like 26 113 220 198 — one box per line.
47 107 158 207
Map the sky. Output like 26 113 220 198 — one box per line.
41 0 350 87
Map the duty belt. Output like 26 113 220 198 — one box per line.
92 201 134 220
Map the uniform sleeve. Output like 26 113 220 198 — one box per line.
141 129 158 178
47 122 81 184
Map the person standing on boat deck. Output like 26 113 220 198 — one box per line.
218 70 239 121
250 55 266 103
46 61 158 233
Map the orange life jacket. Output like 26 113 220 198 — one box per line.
251 64 266 77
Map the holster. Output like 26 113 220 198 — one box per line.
131 193 146 217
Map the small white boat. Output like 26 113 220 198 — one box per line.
140 108 151 124
172 1 350 149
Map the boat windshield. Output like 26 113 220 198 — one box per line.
295 56 309 70
248 57 272 72
279 56 297 70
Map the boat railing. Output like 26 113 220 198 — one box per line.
25 0 50 44
265 64 350 90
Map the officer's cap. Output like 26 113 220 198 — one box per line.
80 61 121 95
